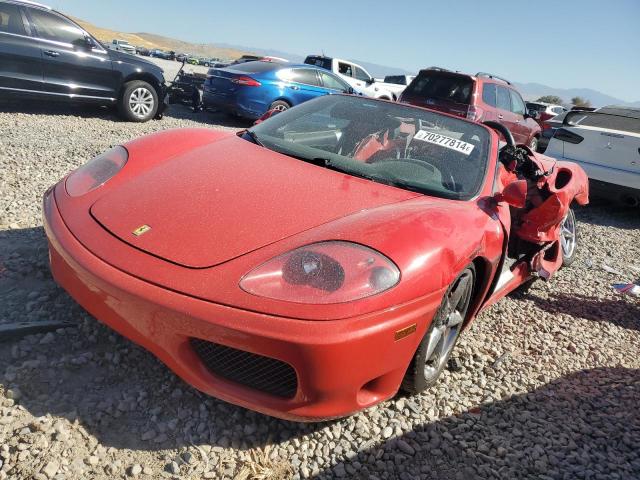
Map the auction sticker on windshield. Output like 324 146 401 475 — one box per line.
414 130 475 155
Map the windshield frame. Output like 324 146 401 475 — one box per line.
247 95 493 201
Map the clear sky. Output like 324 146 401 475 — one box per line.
49 0 640 102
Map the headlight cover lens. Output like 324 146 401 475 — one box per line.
240 241 400 304
65 145 128 197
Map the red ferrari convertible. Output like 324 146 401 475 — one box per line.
43 95 588 420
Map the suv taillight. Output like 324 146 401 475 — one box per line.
231 76 261 87
466 105 484 122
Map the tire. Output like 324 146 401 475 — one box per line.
529 136 539 152
268 100 290 112
401 265 475 394
560 208 578 267
118 80 158 122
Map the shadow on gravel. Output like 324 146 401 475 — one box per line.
0 98 117 120
575 202 640 230
0 98 248 129
526 291 640 332
315 367 640 479
1 227 332 453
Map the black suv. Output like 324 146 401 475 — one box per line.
0 0 167 121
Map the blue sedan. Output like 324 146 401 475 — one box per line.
203 61 354 120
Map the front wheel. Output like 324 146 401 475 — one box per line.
560 208 578 266
529 136 539 152
118 80 158 122
401 265 475 394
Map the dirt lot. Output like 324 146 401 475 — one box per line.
0 100 639 480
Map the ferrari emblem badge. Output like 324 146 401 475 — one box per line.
132 224 151 236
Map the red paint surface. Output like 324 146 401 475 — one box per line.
44 121 588 420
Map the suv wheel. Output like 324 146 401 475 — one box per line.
118 80 158 122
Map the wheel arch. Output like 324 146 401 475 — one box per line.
269 97 294 107
463 256 494 329
119 73 164 100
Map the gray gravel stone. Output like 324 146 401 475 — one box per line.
0 99 639 480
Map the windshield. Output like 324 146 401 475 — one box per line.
248 96 491 200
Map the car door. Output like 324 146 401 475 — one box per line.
495 85 520 141
336 61 361 89
0 2 43 92
284 68 325 105
508 89 530 144
352 65 376 95
24 6 118 100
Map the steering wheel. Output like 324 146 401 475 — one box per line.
483 121 515 147
372 157 459 190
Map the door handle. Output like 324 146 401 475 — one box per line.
288 85 299 90
497 114 504 120
44 50 60 57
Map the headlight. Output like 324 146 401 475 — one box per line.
65 146 128 197
240 241 400 304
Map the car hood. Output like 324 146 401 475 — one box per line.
90 136 419 268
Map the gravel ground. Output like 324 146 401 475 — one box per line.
0 100 639 480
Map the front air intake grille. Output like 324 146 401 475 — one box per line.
190 338 298 398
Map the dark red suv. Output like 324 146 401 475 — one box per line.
400 68 542 151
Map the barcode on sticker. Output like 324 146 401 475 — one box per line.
414 130 475 155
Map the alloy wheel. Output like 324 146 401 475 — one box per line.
560 211 577 259
129 87 155 118
423 270 473 383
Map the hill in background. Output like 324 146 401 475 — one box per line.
74 18 252 61
74 17 638 107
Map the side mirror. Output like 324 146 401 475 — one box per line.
494 180 527 208
366 78 375 85
344 86 355 94
73 36 95 51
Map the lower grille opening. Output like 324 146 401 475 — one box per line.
190 338 298 399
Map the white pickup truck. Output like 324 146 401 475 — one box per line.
304 55 399 100
379 74 415 98
108 39 136 55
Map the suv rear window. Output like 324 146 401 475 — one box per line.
403 72 473 105
304 56 332 71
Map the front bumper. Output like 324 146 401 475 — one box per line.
43 189 442 421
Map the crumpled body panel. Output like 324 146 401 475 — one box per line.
517 158 589 244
